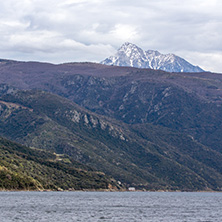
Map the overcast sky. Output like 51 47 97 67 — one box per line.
0 0 221 72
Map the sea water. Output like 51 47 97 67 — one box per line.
0 191 221 221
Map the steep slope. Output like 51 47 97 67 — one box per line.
0 60 221 151
0 87 222 191
0 137 120 191
53 73 222 153
101 42 204 72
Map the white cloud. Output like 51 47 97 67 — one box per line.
180 51 222 73
110 24 138 41
0 0 221 72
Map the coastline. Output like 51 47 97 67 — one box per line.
1 188 221 193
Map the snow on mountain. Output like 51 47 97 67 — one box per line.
101 42 204 73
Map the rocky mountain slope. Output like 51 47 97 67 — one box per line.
0 60 221 150
0 59 221 190
58 72 222 153
0 86 222 191
101 42 204 72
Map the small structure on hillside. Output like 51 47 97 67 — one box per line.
128 187 136 191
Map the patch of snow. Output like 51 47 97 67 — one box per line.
101 43 204 73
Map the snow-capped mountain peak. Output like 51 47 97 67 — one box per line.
101 43 204 73
118 42 143 56
146 50 161 57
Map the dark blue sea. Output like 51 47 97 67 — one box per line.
0 191 221 221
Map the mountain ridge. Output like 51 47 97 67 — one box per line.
0 60 221 151
0 59 221 190
0 86 222 191
101 42 204 72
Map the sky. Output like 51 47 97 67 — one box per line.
0 0 222 73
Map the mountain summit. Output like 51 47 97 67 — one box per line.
101 42 204 72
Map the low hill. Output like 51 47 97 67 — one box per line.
0 137 121 191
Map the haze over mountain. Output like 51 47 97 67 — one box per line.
101 43 205 73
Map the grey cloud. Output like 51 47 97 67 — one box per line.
0 0 221 72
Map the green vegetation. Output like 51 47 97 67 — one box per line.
0 88 222 191
0 61 221 191
0 137 121 191
59 74 222 153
